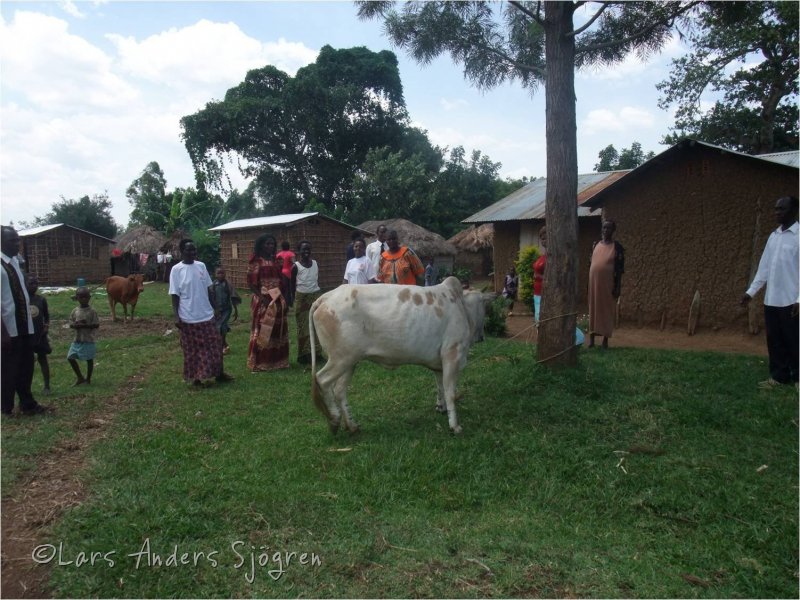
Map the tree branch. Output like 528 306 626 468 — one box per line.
508 1 544 26
569 2 610 38
576 1 702 56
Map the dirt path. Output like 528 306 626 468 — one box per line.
0 360 157 599
504 312 767 356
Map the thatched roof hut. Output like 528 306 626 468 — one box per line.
160 229 189 261
448 224 494 252
447 224 494 278
357 218 457 277
358 219 456 258
114 226 168 255
109 226 170 279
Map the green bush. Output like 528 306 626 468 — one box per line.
452 266 472 286
484 295 508 337
514 244 541 307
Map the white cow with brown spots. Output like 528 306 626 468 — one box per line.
309 276 489 435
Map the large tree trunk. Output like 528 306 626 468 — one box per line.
539 2 579 367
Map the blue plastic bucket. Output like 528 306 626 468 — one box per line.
76 277 86 287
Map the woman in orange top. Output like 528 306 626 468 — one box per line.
378 230 425 285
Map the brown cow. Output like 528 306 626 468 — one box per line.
105 274 144 322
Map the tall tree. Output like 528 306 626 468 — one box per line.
181 45 428 216
126 161 170 230
657 1 798 154
358 1 699 367
33 193 117 239
594 142 655 171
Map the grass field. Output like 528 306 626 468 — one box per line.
2 283 797 598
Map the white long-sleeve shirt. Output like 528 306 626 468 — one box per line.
366 240 386 274
1 252 34 337
746 221 799 307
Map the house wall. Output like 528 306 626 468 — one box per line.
22 229 111 286
492 221 521 293
453 250 491 279
599 146 797 331
219 217 357 291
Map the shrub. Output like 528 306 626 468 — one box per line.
515 245 541 307
484 296 508 337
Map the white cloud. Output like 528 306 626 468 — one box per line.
58 0 85 19
107 21 317 87
439 97 468 111
0 11 139 111
581 106 655 135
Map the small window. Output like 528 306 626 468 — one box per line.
231 242 239 259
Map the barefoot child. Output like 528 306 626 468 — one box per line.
211 267 241 354
67 286 99 385
26 273 52 394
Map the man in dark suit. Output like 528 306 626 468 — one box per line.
1 226 52 415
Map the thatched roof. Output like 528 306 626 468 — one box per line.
113 226 168 255
159 229 189 260
447 224 494 252
357 218 456 257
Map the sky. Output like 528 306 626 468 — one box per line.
0 0 691 230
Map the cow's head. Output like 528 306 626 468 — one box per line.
463 290 494 344
129 274 144 293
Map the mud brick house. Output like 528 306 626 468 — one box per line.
18 223 116 286
210 213 369 291
583 139 799 332
463 170 629 310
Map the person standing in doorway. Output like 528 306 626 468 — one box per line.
740 195 799 389
1 226 51 415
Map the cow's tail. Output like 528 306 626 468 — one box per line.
309 298 331 420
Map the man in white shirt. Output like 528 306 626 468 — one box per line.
366 225 388 275
1 226 51 415
740 195 799 389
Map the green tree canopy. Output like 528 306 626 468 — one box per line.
358 1 699 367
181 45 431 216
657 1 798 153
594 142 655 172
127 161 170 230
32 193 118 239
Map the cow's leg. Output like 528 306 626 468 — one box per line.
441 355 463 434
122 303 129 323
130 301 136 321
109 297 118 322
334 366 359 433
315 362 345 433
434 371 447 413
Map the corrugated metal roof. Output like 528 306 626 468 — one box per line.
209 213 321 231
463 170 627 223
18 223 64 236
757 151 799 168
17 223 116 243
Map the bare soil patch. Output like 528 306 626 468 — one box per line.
504 312 767 356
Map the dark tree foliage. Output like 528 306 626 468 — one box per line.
594 142 655 172
181 45 425 216
658 1 798 153
358 1 699 367
127 161 170 230
33 193 118 239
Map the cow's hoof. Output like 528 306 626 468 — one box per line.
435 404 447 414
346 423 360 434
451 425 463 435
328 420 341 435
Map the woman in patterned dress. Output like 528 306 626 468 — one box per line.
247 234 290 371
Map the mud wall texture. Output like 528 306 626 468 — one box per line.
599 146 797 332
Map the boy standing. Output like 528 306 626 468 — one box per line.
68 287 100 386
211 267 241 354
26 274 52 393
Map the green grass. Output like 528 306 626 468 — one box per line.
2 286 797 598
